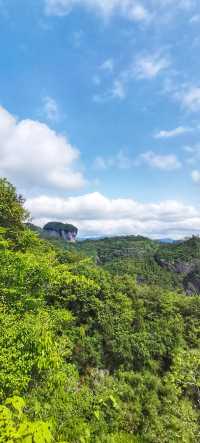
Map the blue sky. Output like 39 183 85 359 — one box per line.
1 0 200 238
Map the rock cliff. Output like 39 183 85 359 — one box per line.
43 222 78 242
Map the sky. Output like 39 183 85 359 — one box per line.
1 0 200 238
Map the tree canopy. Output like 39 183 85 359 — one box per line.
0 178 29 238
0 178 200 442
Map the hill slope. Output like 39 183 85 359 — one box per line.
1 178 200 442
41 233 200 295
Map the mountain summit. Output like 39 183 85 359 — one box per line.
43 222 78 242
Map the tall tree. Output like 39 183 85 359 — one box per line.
0 178 29 234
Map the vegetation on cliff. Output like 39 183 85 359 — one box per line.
0 178 200 442
46 232 200 295
43 222 78 242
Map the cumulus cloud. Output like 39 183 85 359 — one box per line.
26 191 200 239
139 151 182 170
0 105 86 191
154 126 193 138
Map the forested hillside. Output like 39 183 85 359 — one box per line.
39 230 200 295
1 178 200 442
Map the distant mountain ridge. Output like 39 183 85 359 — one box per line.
158 238 178 244
63 234 200 296
28 222 200 295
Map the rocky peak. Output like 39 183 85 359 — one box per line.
43 222 78 242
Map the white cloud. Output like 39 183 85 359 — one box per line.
71 30 84 48
157 0 195 9
42 96 60 122
93 78 126 103
0 105 86 191
184 145 196 154
184 143 200 166
184 143 200 156
94 49 171 104
190 14 200 23
139 151 182 170
178 86 200 111
100 58 114 73
112 79 126 99
44 0 196 22
126 2 149 21
115 150 131 169
94 156 108 170
154 126 193 138
45 0 150 22
192 170 200 183
93 75 101 86
94 150 131 170
133 53 170 79
163 80 200 113
26 191 200 239
94 150 182 171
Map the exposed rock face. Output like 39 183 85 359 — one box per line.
155 254 200 295
155 257 196 274
183 266 200 295
43 222 78 242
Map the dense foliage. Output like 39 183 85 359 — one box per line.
44 233 200 294
0 178 29 242
1 178 200 442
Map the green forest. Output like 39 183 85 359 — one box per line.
1 177 200 442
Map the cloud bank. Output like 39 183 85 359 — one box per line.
27 192 200 239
